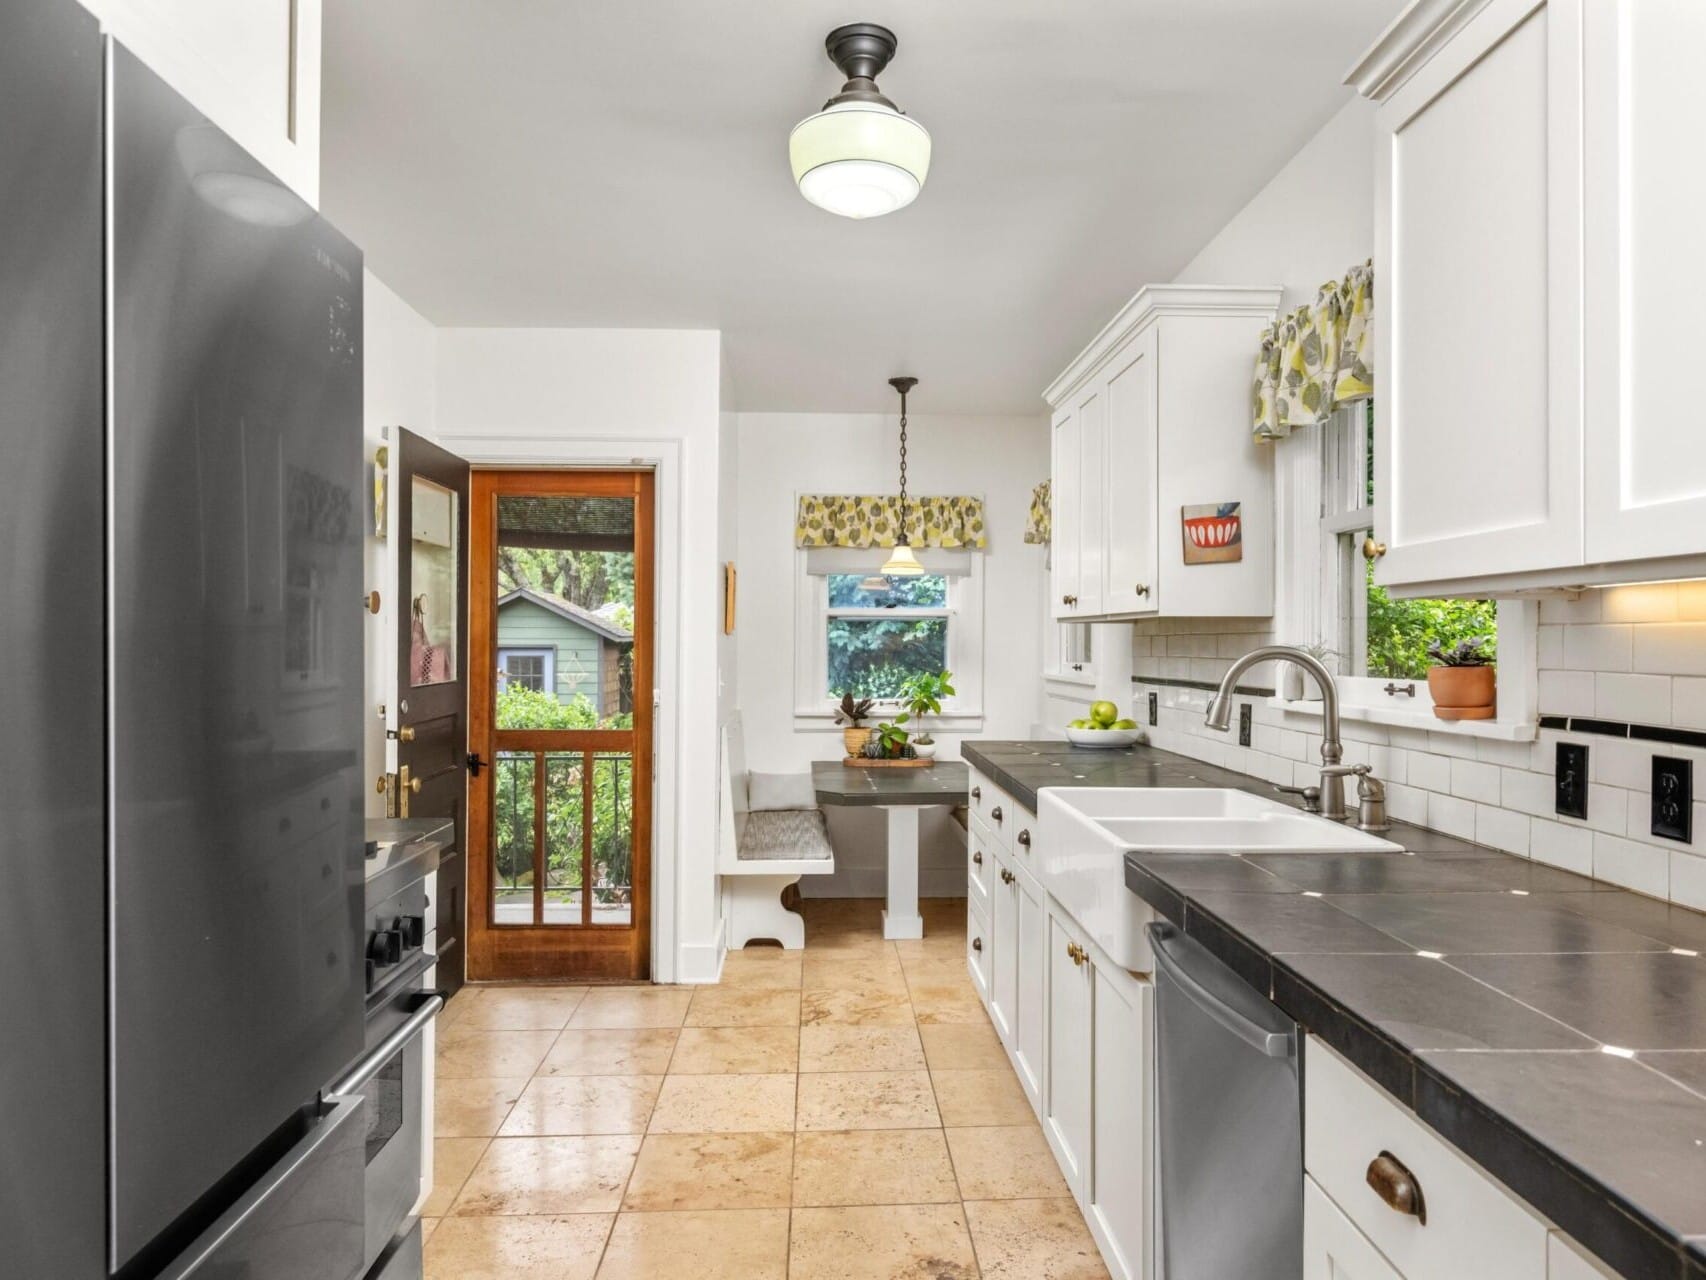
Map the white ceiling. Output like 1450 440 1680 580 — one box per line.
321 1 1402 415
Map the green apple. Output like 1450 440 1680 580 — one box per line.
1068 718 1090 729
1113 719 1138 730
1089 700 1119 725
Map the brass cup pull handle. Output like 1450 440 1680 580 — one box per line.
971 786 982 800
999 868 1015 886
1017 830 1031 847
991 805 1003 823
1362 536 1387 562
1366 1152 1426 1225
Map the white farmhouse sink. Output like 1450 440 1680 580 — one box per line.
1037 787 1401 970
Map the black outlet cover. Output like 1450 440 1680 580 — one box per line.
1148 692 1158 726
1555 742 1589 820
1238 703 1253 747
1652 755 1693 843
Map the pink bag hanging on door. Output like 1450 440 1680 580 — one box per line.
411 594 452 685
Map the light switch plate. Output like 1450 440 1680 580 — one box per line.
1238 703 1252 748
1652 756 1693 843
1148 692 1158 727
1555 742 1588 820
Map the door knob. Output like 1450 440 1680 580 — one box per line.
395 725 416 742
408 776 422 794
1362 536 1387 561
363 590 381 614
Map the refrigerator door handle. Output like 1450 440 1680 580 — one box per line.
1149 926 1294 1059
327 992 444 1097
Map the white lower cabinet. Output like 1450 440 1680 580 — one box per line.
1305 1175 1402 1280
1086 956 1151 1280
1011 864 1046 1108
1043 908 1093 1194
988 845 1018 1043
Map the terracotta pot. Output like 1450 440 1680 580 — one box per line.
1427 665 1495 719
842 727 873 757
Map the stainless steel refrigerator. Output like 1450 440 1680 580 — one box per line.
2 5 371 1276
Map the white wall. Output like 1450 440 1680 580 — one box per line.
736 411 1048 896
362 271 438 818
426 326 729 982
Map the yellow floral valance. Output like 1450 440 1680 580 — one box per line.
1253 261 1373 441
1023 480 1051 545
795 495 988 549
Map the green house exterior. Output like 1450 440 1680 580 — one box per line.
495 589 632 714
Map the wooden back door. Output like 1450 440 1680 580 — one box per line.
468 470 654 981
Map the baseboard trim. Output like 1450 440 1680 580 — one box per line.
676 926 726 985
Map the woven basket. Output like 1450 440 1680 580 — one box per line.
842 727 873 757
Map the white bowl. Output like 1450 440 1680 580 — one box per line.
1064 726 1144 748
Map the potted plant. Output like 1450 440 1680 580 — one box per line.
834 691 876 757
865 716 914 759
897 670 955 760
1426 636 1496 720
1281 642 1337 702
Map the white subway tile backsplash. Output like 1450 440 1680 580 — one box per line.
1673 678 1706 731
1632 623 1706 677
1476 738 1537 768
1537 624 1564 668
1538 670 1596 717
1450 758 1501 804
1593 833 1669 898
1672 850 1706 912
1594 672 1671 725
1600 582 1679 623
1427 793 1477 840
1475 804 1530 855
1539 593 1603 625
1529 818 1594 875
1562 624 1632 672
1585 784 1628 837
1426 731 1481 761
1680 582 1706 622
1407 751 1451 794
1592 739 1652 793
1500 768 1555 817
1385 782 1427 824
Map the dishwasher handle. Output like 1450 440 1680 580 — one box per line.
1149 924 1294 1059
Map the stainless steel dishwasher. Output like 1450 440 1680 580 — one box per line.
1148 921 1302 1279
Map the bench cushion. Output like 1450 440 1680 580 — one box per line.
738 809 833 862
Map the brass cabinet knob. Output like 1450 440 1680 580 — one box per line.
972 851 983 865
1362 536 1387 561
971 786 981 800
991 805 1003 823
999 868 1015 886
396 725 416 742
1066 941 1086 967
1061 593 1078 607
1135 584 1150 597
1017 829 1031 848
972 937 982 952
1366 1152 1426 1224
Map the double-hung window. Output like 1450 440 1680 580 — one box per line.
498 647 554 694
794 550 984 727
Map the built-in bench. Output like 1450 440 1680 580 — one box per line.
718 712 834 949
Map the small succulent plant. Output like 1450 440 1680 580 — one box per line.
1428 636 1494 668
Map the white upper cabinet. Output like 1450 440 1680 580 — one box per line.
1045 285 1281 620
1581 0 1706 565
1351 0 1706 591
80 0 321 205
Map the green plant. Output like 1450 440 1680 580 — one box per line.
1428 636 1495 668
875 715 911 757
897 670 955 742
833 691 876 727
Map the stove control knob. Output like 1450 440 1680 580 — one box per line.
368 929 401 967
399 915 426 947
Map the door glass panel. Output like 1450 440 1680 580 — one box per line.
494 495 636 730
493 751 535 925
410 477 459 686
544 753 586 924
591 753 634 926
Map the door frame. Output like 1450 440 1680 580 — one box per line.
468 467 656 981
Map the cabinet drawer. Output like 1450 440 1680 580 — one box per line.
1008 809 1038 873
966 897 990 997
968 772 1017 846
1304 1175 1401 1280
967 818 993 904
1305 1039 1548 1280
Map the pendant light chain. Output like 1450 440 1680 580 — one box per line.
897 384 909 539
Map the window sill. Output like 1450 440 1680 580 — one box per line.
792 708 985 735
1043 670 1097 690
1266 696 1537 742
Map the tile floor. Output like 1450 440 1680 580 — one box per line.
423 897 1111 1278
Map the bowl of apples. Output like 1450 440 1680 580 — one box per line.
1064 701 1144 747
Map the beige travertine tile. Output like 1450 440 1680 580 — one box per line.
908 981 988 1025
435 987 482 1037
450 986 589 1032
568 987 694 1030
668 1026 798 1075
798 1024 925 1073
720 950 804 989
422 1137 490 1217
801 954 908 993
648 1073 798 1133
421 1217 440 1245
684 987 801 1027
539 1028 678 1077
900 959 975 990
791 1129 959 1207
423 1213 612 1280
436 1078 527 1138
622 1132 794 1211
932 1067 1035 1127
919 1021 1009 1071
965 1197 1112 1278
945 1126 1072 1200
596 1208 790 1279
788 1204 978 1280
450 1135 641 1216
437 1030 561 1080
795 1070 939 1131
799 987 915 1026
498 1075 663 1137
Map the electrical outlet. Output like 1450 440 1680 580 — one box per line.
1147 691 1158 726
1555 742 1588 820
1652 756 1693 843
1238 703 1252 747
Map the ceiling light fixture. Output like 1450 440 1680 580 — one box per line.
790 24 931 220
880 376 925 577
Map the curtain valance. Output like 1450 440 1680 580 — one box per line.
795 494 988 549
1023 480 1051 545
1252 260 1373 441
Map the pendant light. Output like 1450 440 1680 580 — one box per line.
789 24 931 220
880 376 925 577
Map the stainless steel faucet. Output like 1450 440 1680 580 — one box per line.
1205 645 1352 823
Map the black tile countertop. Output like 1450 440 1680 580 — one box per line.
960 740 1706 1280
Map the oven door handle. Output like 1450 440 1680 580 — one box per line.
1149 926 1294 1059
327 990 445 1097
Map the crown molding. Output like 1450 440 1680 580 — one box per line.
1344 0 1497 100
